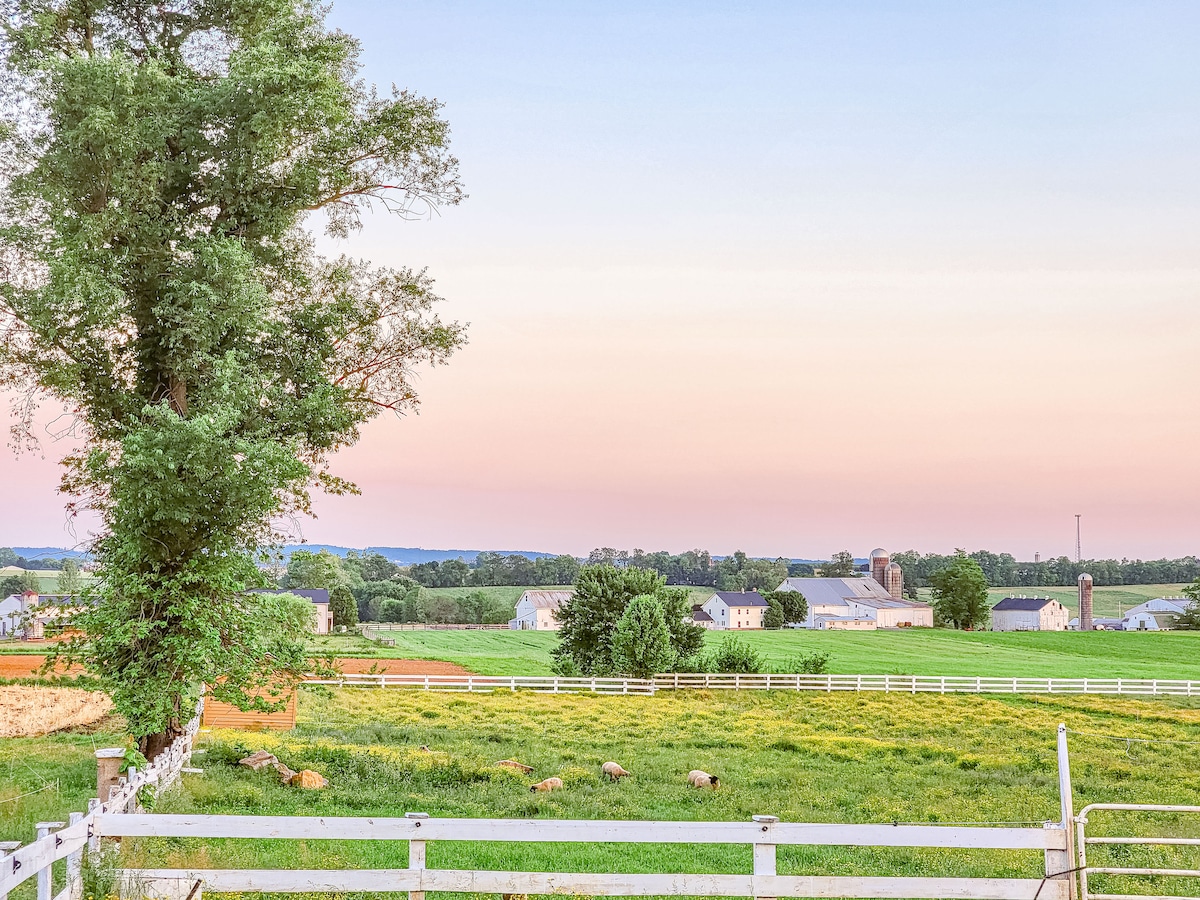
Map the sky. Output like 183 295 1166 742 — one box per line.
3 1 1200 560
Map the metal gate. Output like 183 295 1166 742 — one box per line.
1076 803 1200 900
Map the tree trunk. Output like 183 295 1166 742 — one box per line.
138 715 184 761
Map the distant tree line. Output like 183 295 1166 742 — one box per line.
0 548 71 570
891 550 1200 589
408 552 580 588
585 548 810 589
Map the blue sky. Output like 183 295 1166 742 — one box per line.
4 2 1199 558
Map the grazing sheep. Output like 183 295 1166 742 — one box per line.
495 759 534 774
601 761 631 782
530 777 564 793
687 770 720 789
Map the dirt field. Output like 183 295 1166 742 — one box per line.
0 655 469 678
0 686 113 736
332 657 471 675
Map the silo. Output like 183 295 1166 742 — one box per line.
884 562 904 600
870 548 889 585
1078 573 1094 631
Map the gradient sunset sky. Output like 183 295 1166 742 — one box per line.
4 1 1199 559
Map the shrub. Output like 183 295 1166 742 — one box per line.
551 654 582 677
611 595 676 678
778 651 831 674
707 636 763 674
763 599 785 629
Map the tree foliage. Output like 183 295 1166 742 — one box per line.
554 565 664 675
55 558 82 594
610 594 676 678
762 589 807 624
658 586 705 666
4 0 466 753
929 551 990 630
818 551 859 578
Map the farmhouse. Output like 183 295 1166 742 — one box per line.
990 597 1069 632
775 577 933 629
700 591 768 630
247 588 334 634
509 589 573 631
687 607 717 629
0 591 83 639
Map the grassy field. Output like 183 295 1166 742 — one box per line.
124 688 1200 894
312 628 1200 679
5 686 1200 898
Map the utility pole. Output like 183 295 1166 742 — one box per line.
1075 514 1082 564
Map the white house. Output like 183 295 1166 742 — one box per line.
509 590 573 631
247 588 334 634
700 591 768 630
687 607 717 629
775 578 933 629
990 597 1070 632
0 592 82 639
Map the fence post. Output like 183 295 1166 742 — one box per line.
0 841 21 900
405 812 428 900
65 813 83 900
752 815 778 900
95 749 124 802
35 822 64 900
1047 723 1077 900
86 800 100 854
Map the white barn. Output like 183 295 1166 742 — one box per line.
509 590 573 631
700 591 768 630
990 597 1069 632
775 578 933 629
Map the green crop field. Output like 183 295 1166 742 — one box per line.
311 627 1200 679
6 686 1199 900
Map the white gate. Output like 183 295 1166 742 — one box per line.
1075 803 1200 900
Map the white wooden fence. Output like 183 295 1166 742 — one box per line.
301 671 1200 697
101 813 1072 900
0 723 1081 900
0 703 201 900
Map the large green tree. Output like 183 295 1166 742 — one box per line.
929 551 990 630
1 0 465 755
554 565 664 675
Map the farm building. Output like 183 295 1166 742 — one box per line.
775 577 933 629
1124 611 1180 631
700 591 768 630
0 592 83 639
1070 598 1196 631
509 589 573 630
247 588 334 634
687 607 717 629
990 597 1070 632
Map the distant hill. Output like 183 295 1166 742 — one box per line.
277 545 561 564
11 547 90 560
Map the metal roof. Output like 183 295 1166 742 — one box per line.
518 590 574 610
710 591 768 608
992 597 1061 612
248 588 330 605
777 578 930 611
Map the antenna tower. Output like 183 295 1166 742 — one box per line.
1075 514 1081 564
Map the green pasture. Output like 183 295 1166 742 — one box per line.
116 689 1200 894
313 627 1200 680
5 686 1200 899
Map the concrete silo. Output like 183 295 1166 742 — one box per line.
870 548 890 586
1078 573 1094 631
884 562 904 600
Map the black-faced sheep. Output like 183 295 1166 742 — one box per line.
687 769 720 788
601 761 631 781
530 777 563 793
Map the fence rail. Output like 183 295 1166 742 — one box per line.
301 671 1200 697
102 813 1070 900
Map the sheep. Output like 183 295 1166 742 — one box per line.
495 759 534 774
687 769 720 789
529 777 563 793
601 761 631 782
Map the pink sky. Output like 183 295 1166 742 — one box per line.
3 3 1198 560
